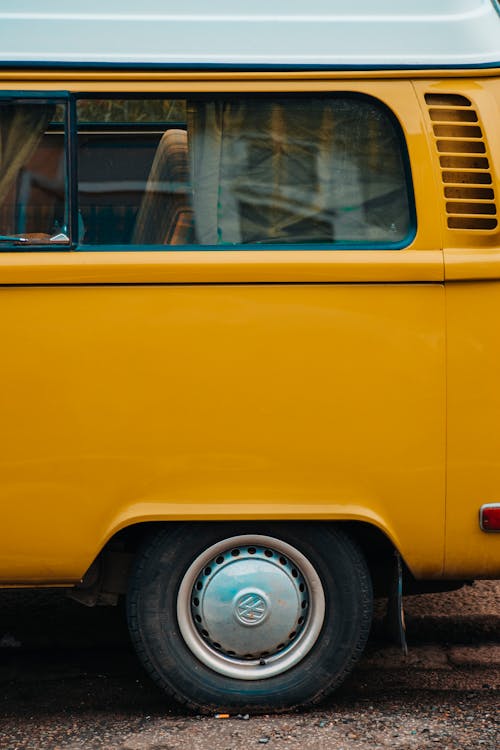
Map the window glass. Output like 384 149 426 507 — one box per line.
77 96 412 248
0 100 69 246
76 99 183 245
77 99 186 124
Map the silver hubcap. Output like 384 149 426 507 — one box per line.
177 534 325 680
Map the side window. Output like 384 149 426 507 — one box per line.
76 95 412 249
0 99 69 247
0 94 412 251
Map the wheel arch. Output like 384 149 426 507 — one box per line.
70 518 403 604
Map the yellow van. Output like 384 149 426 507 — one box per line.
0 0 499 712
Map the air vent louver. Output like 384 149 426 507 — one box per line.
425 93 497 231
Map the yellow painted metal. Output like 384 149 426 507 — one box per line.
412 77 500 578
0 250 443 285
0 284 445 583
445 281 500 578
1 70 499 584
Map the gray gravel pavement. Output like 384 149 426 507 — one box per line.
0 581 498 749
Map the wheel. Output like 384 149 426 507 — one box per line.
126 523 372 713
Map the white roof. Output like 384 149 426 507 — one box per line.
0 0 499 69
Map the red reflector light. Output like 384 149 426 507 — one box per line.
480 504 500 532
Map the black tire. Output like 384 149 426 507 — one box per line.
126 522 372 713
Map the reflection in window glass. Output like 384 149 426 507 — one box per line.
77 96 412 248
0 101 68 245
77 99 186 124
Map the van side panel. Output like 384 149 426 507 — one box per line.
446 281 500 578
423 76 500 578
0 283 445 583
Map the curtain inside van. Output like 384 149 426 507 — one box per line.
187 97 409 245
0 103 54 207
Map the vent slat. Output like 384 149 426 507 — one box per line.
444 187 494 200
433 124 483 138
442 172 492 185
425 93 472 107
437 140 486 154
446 202 497 216
448 217 498 230
426 92 497 232
439 156 489 169
429 108 478 123
445 199 496 206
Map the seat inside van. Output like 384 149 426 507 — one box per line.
132 128 194 245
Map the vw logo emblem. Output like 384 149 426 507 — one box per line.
235 592 268 625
